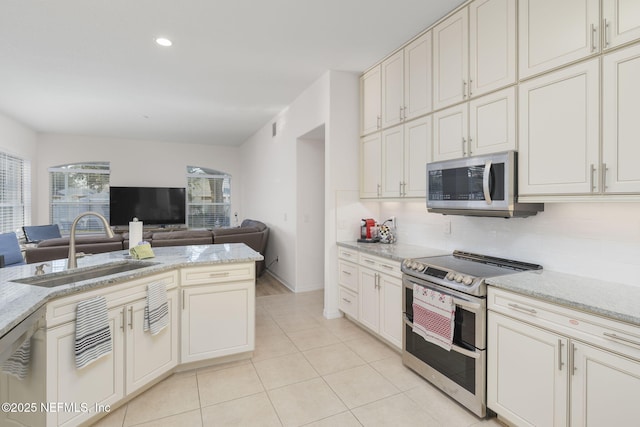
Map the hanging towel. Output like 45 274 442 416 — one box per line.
2 337 31 380
144 282 169 335
412 284 455 351
75 296 112 369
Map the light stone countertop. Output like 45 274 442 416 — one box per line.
486 270 640 327
0 244 263 339
337 241 448 262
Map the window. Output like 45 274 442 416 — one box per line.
0 151 31 234
187 166 231 228
49 162 110 234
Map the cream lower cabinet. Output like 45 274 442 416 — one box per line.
180 263 255 363
488 287 640 426
337 247 359 318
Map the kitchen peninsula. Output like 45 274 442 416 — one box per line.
0 243 262 427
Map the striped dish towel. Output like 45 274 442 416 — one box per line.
75 296 112 369
144 282 169 335
2 337 31 380
412 284 455 351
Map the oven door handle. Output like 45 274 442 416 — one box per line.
405 281 483 312
403 313 481 359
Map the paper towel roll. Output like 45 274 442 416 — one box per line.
129 219 143 250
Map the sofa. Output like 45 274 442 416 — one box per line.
23 219 269 275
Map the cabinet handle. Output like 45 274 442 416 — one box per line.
468 79 473 97
571 343 577 376
507 303 537 315
377 115 381 129
375 272 381 289
399 106 404 121
603 18 610 48
120 308 125 331
377 183 381 197
342 297 352 304
364 259 375 265
558 339 564 371
462 80 467 99
602 163 608 191
462 138 467 156
342 252 352 257
128 306 133 330
468 138 472 156
209 272 230 278
182 289 185 310
403 106 407 120
603 332 640 348
381 264 394 270
399 181 403 196
403 182 407 196
591 24 597 52
590 164 597 192
342 270 352 276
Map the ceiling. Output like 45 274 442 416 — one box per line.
0 0 464 146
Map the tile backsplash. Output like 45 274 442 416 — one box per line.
376 201 640 287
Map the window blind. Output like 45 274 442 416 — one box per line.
0 151 31 234
187 166 231 228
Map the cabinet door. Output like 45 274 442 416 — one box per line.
469 0 516 97
358 267 379 333
378 274 402 349
571 342 640 427
381 125 404 197
381 51 404 128
360 133 382 198
469 87 516 156
404 31 433 120
603 0 640 49
518 59 600 196
602 44 640 193
125 289 178 394
181 281 255 363
433 103 468 161
46 307 124 427
487 312 569 427
361 66 381 135
433 7 469 110
519 0 599 79
404 115 432 197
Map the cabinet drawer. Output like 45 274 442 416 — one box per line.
338 247 358 262
180 262 255 286
339 287 358 319
338 260 358 292
488 287 640 362
359 253 401 278
46 271 178 328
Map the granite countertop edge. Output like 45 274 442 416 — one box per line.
337 241 449 261
0 244 263 338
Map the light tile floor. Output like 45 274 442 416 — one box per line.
93 290 505 427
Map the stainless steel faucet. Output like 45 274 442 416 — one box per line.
67 211 114 269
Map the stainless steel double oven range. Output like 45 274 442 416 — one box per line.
401 250 541 417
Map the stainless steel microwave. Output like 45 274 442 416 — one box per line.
426 151 543 218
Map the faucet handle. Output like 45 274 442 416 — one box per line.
35 263 50 275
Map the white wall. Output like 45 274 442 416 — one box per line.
377 201 640 286
35 134 242 225
0 112 38 223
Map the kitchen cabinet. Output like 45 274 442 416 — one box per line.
519 0 600 79
433 87 514 161
488 287 640 427
404 31 433 120
385 117 433 198
602 0 640 49
518 59 600 196
360 132 382 198
381 51 404 128
433 7 469 110
602 43 640 193
180 263 255 363
360 65 381 136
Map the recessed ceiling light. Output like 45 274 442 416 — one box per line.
155 37 172 47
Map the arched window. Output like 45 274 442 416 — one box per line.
49 162 110 234
186 166 231 228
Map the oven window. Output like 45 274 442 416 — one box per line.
405 323 476 394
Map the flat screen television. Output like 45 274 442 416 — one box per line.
109 186 186 226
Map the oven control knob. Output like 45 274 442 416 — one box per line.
463 276 473 285
454 274 463 283
445 272 456 281
415 262 425 272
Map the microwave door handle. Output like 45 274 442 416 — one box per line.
483 160 492 205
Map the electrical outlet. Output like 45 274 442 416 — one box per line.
390 216 397 229
443 220 451 234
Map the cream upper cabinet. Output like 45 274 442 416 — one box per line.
602 43 640 193
518 59 600 196
469 0 517 97
468 86 516 156
433 7 469 110
381 51 405 128
381 125 404 197
602 0 640 49
433 103 468 161
360 65 381 136
403 115 432 197
404 31 433 120
519 0 600 79
360 132 382 198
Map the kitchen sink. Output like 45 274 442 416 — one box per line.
13 261 159 288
